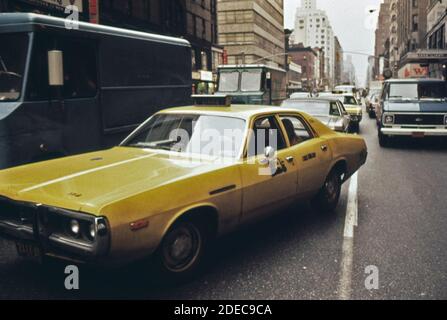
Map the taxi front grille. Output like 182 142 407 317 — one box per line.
394 114 445 126
0 198 35 228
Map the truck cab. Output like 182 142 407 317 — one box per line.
377 79 447 147
216 64 286 106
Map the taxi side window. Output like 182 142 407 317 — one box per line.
330 102 341 116
252 116 287 156
280 116 314 147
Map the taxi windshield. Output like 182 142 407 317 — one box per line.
343 96 358 105
0 33 28 102
125 114 246 158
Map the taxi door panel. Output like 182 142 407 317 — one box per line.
240 149 298 222
295 137 333 195
240 115 298 222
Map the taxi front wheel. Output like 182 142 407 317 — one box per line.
312 170 342 213
155 218 208 281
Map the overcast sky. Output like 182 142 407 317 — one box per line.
284 0 383 86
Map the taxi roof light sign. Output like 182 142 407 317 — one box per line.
192 94 232 107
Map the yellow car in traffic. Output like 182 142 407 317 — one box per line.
320 93 363 133
0 99 367 278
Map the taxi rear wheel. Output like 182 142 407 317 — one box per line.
312 170 342 213
156 218 208 281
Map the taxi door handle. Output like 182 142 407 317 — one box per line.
321 145 328 152
286 156 294 163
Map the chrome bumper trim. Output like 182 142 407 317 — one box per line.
381 127 447 136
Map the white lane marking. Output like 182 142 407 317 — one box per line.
338 172 358 300
344 172 358 238
339 237 354 300
19 153 158 194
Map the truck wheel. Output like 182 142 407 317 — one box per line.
156 219 207 281
312 169 342 213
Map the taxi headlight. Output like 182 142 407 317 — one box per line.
69 219 80 237
88 223 96 240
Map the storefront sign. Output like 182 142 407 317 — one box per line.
200 71 213 82
398 64 429 79
23 0 83 12
404 50 447 62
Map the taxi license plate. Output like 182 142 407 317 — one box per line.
412 132 425 138
15 241 42 260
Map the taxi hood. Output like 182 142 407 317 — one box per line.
0 147 231 214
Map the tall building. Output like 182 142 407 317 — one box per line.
342 54 357 85
426 0 447 78
217 0 285 68
291 0 336 88
374 0 391 79
389 0 399 75
397 0 429 57
0 0 221 94
334 36 343 86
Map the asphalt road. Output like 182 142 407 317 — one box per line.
1 115 446 300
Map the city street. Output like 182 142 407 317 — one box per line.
1 115 446 300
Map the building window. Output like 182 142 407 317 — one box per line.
192 49 197 71
201 51 208 70
412 14 418 32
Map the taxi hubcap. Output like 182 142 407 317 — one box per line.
162 224 201 273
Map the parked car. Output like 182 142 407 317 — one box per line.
281 98 351 133
367 93 380 118
376 79 447 147
365 88 382 115
320 93 363 133
0 97 367 279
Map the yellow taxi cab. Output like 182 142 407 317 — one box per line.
320 92 363 133
0 96 367 279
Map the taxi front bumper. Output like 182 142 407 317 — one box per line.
0 197 110 264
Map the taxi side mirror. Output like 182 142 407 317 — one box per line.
259 146 276 165
48 50 64 86
265 146 275 159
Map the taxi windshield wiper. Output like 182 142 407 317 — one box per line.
127 139 178 150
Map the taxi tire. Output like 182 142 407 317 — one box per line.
312 170 342 213
154 218 208 283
